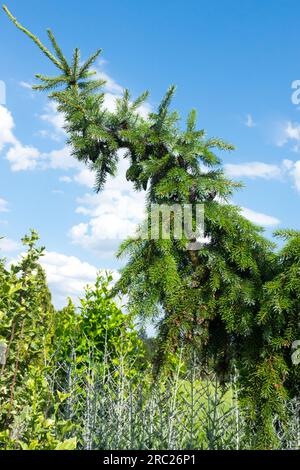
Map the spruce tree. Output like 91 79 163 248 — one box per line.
4 6 300 447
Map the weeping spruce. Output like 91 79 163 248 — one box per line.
4 5 300 448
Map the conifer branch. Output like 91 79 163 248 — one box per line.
2 5 64 70
79 49 102 76
47 28 70 71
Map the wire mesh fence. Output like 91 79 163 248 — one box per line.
46 349 246 450
4 343 299 450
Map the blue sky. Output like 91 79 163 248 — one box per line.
1 0 300 307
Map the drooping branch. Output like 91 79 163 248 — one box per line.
3 5 63 69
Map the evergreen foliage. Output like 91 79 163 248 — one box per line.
0 230 69 449
3 5 300 448
0 233 145 449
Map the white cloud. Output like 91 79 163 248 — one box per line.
0 105 16 150
2 244 114 309
40 102 65 136
224 158 300 194
289 160 300 192
278 159 300 192
136 101 152 120
103 92 119 113
41 250 119 308
282 159 294 171
42 251 97 308
41 251 97 297
69 157 146 256
0 198 9 213
19 81 33 90
284 121 300 141
96 69 124 94
45 145 80 170
245 114 256 128
0 105 41 171
2 136 77 175
74 168 95 187
6 142 81 172
6 142 40 171
241 207 280 227
0 237 20 253
225 161 282 179
37 129 61 142
276 121 300 151
0 112 79 171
